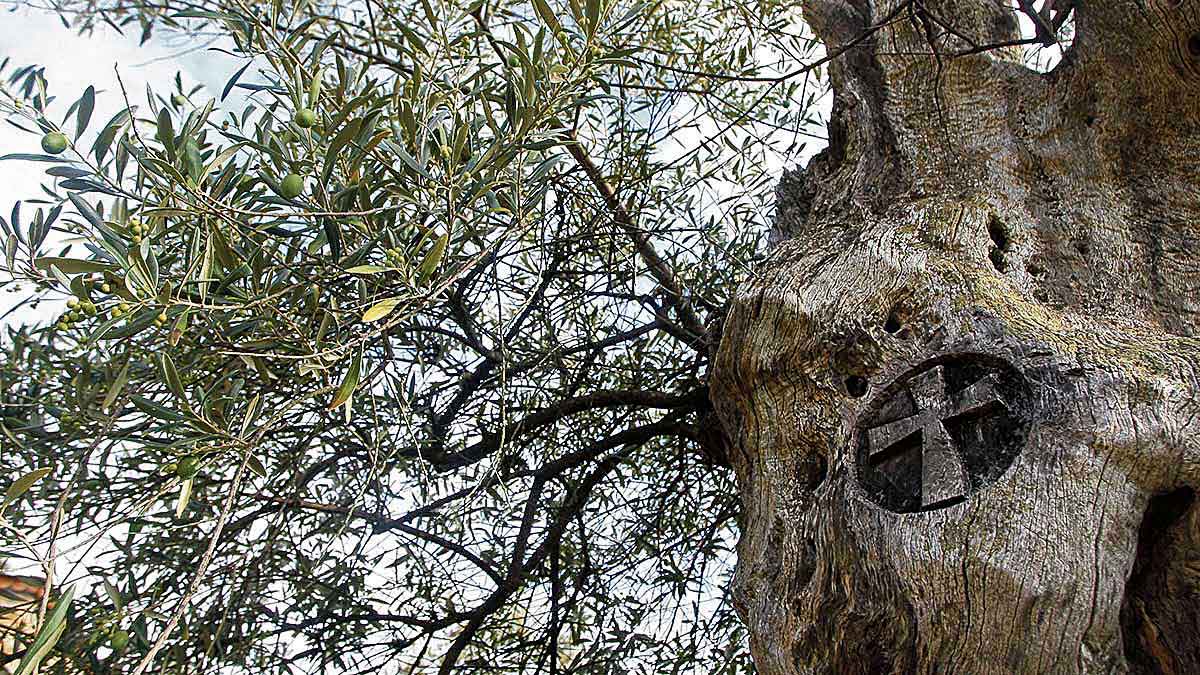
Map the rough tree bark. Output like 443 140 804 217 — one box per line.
709 0 1200 672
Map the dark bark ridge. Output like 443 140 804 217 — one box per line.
713 1 1200 672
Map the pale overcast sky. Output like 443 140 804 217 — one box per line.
0 6 243 205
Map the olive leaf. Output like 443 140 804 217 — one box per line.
327 351 361 410
2 467 52 512
13 584 74 675
362 297 401 322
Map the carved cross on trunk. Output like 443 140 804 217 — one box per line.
866 366 1006 509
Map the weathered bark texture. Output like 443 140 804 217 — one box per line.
710 1 1200 672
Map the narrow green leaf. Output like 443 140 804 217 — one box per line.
344 265 389 275
67 193 103 228
531 0 563 35
182 137 202 182
328 352 361 409
361 297 401 322
13 585 74 675
75 85 95 140
417 232 449 284
34 256 114 274
157 108 176 161
3 467 52 508
158 354 187 402
93 107 133 163
323 218 342 261
239 394 260 438
221 61 253 102
0 153 64 162
585 0 601 35
175 478 192 518
321 117 363 183
103 580 123 610
102 361 131 413
246 454 267 478
131 395 186 422
307 67 323 107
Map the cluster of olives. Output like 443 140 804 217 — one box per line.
126 218 148 245
383 247 406 267
56 297 97 331
58 411 81 432
111 301 167 329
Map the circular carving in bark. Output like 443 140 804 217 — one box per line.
853 355 1031 513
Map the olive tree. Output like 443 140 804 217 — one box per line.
0 0 809 671
711 0 1200 672
6 0 1182 673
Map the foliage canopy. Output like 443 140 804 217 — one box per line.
0 0 828 670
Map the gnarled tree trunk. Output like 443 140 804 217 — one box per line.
710 1 1200 672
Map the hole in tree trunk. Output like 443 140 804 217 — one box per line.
1120 486 1198 674
1188 34 1200 58
844 376 868 398
987 215 1010 272
884 307 903 334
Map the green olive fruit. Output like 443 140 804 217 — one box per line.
279 173 304 199
109 630 130 650
41 131 69 154
100 283 112 293
171 93 187 107
176 456 200 480
67 297 80 308
295 108 317 128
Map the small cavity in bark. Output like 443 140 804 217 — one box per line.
1188 34 1200 58
884 306 903 334
795 454 828 492
844 376 869 398
987 215 1010 272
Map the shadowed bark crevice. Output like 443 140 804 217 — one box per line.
1121 486 1200 675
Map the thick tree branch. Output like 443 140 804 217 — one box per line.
428 387 708 471
564 134 707 346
